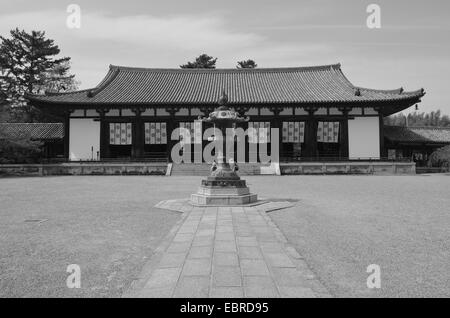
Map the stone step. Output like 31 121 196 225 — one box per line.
170 163 277 176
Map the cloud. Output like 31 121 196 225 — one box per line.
1 6 449 113
79 13 264 52
251 24 446 31
0 10 262 54
0 9 333 88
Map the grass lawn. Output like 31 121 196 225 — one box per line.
262 174 450 297
1 174 449 297
0 176 187 297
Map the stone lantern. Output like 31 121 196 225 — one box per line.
191 91 258 206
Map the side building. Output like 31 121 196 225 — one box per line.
384 126 450 166
25 64 425 163
0 123 64 161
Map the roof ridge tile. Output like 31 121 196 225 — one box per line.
109 63 342 73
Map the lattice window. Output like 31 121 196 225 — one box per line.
317 121 340 143
144 122 167 145
248 122 270 143
179 121 202 144
109 123 132 145
282 121 305 143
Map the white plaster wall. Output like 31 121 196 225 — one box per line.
191 108 202 116
245 107 258 116
349 107 362 115
86 109 98 117
315 108 327 115
69 118 100 161
142 108 155 116
71 109 84 117
121 109 134 116
175 108 189 116
364 107 379 115
328 107 342 115
156 108 170 116
260 108 274 116
348 117 380 159
106 109 120 116
294 108 306 115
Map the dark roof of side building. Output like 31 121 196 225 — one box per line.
0 123 64 140
384 126 450 145
26 64 424 111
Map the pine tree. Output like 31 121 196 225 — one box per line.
237 59 257 69
0 28 78 122
180 54 217 69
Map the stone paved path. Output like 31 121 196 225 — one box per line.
125 204 331 298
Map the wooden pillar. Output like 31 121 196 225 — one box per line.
99 110 110 160
270 107 282 162
166 107 179 163
340 110 349 159
63 110 71 160
166 120 174 163
304 107 318 159
379 113 385 159
310 118 318 159
272 118 282 162
131 108 144 159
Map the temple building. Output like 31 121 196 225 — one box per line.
26 63 425 163
0 123 64 160
384 126 450 166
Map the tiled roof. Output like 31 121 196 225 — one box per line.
26 64 424 107
0 123 64 140
384 126 450 144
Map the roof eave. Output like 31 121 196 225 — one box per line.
27 96 424 108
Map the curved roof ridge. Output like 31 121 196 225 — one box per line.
109 63 342 73
356 86 425 96
407 88 426 95
358 87 404 94
336 67 425 97
87 67 120 98
332 66 357 89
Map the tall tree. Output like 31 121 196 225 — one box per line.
384 110 450 127
38 60 80 93
180 54 217 69
0 83 10 121
237 59 257 69
0 28 78 122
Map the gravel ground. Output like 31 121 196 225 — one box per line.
1 174 449 297
260 174 450 298
0 176 185 297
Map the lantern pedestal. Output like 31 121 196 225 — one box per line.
190 91 258 206
191 175 257 206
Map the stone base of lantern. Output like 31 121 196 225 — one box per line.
191 173 258 206
191 191 258 206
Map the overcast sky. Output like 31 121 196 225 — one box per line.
1 0 450 114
